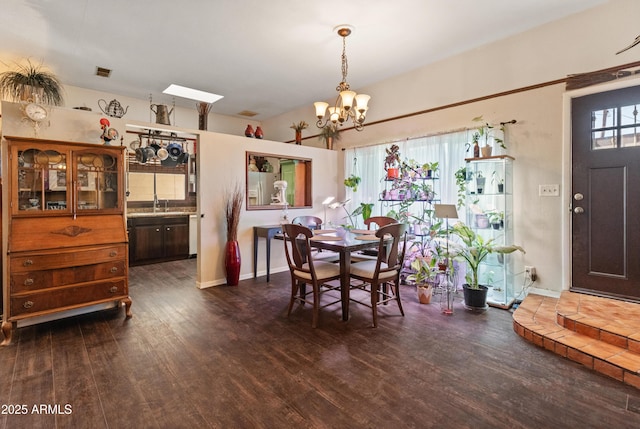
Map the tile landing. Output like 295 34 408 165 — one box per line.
513 291 640 389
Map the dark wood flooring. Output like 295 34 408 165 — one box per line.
2 258 640 428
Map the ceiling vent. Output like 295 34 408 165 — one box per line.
237 110 258 117
96 67 111 78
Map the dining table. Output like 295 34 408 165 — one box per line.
307 228 389 321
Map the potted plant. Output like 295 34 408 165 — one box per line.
475 171 485 194
422 161 439 178
0 59 64 105
454 166 468 209
492 171 505 193
290 121 308 145
448 222 524 310
224 182 244 286
318 124 341 149
344 174 361 192
472 116 517 151
487 211 504 230
406 255 438 304
384 144 401 178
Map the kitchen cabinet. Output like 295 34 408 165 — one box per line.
128 215 190 265
464 155 515 309
1 137 131 345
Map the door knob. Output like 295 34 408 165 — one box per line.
574 207 584 214
574 193 584 201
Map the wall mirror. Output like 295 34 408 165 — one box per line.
246 151 312 210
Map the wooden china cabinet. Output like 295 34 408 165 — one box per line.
1 137 132 345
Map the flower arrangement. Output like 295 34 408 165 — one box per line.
290 121 309 132
225 182 244 241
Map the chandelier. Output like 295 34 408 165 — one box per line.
314 26 370 132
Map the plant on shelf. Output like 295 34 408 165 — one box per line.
472 116 517 150
0 59 64 105
422 161 439 178
384 144 401 178
487 211 504 229
318 124 341 149
491 171 505 193
448 222 524 310
290 121 308 144
344 174 361 192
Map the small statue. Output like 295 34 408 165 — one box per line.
99 118 119 145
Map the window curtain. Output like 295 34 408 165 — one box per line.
342 130 471 228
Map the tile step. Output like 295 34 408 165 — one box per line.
513 292 640 389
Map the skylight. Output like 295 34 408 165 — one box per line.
162 84 224 103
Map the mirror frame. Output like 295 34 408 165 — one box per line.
246 151 312 210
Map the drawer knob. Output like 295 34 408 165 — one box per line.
109 286 118 293
23 301 34 309
110 267 118 273
23 259 33 266
109 251 118 257
24 278 34 286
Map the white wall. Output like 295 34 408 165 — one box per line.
197 133 338 288
261 0 640 296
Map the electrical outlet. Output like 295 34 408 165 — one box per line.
539 184 559 197
525 265 537 282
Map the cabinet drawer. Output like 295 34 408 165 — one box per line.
11 260 126 293
10 279 128 318
10 245 126 273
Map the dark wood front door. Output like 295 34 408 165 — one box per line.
571 85 640 300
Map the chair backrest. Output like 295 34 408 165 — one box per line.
282 223 320 278
365 216 397 230
374 222 408 275
292 216 323 230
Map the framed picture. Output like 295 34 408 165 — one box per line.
48 170 96 191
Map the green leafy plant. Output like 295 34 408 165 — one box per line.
448 222 524 289
384 144 401 171
344 174 361 192
351 202 374 224
318 124 341 140
290 121 308 131
454 166 468 209
472 116 517 150
0 59 64 105
406 255 438 285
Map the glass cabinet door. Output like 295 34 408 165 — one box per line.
74 149 121 212
15 146 69 214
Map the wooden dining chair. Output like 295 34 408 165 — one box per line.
364 216 397 230
355 216 397 260
292 215 323 230
349 222 408 327
282 223 342 328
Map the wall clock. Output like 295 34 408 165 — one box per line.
21 102 50 136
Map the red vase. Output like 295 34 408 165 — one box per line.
295 130 302 145
245 125 254 138
255 126 264 139
225 240 241 285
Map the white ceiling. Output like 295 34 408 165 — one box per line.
1 0 607 120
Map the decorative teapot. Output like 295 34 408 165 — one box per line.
150 104 174 125
98 99 129 118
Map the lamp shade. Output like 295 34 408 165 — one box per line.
339 90 356 110
314 101 329 118
355 94 370 112
328 107 340 123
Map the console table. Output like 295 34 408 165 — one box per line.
253 225 283 282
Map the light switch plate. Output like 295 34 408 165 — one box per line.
539 184 560 197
